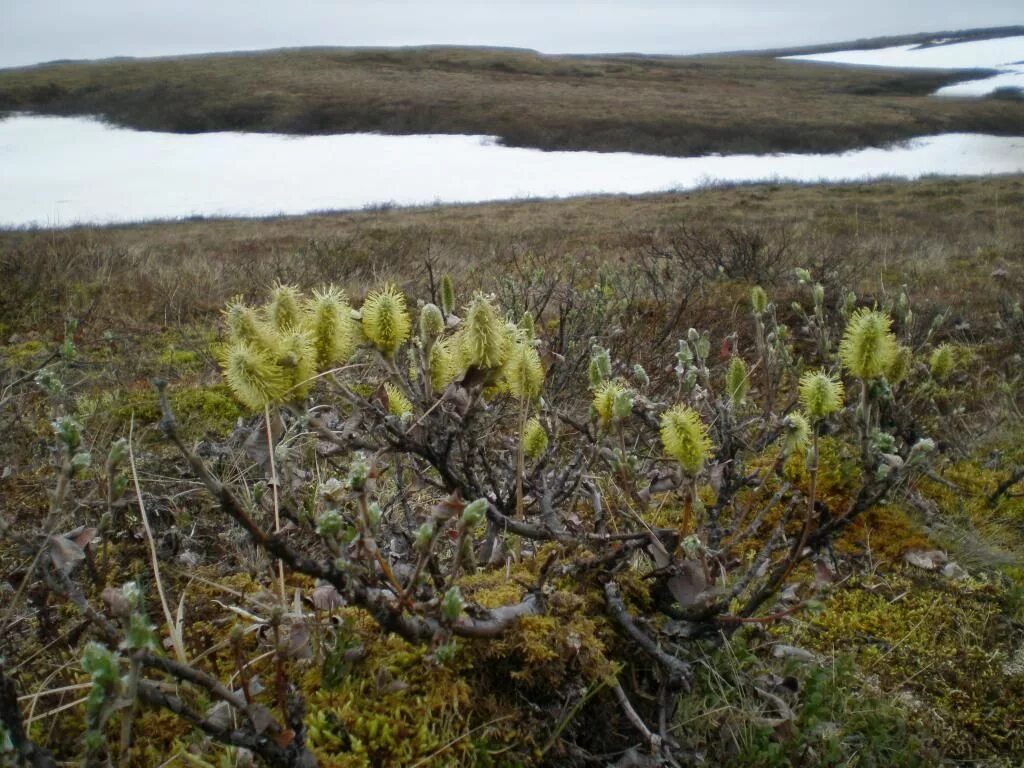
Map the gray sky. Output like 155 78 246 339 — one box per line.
2 1 1022 69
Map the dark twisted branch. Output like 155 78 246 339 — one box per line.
0 660 57 768
989 466 1024 507
133 682 309 767
604 582 691 691
157 383 542 643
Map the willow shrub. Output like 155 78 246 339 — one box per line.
14 272 957 767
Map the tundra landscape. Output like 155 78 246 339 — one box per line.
1 9 1024 767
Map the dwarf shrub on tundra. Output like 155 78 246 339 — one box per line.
6 272 959 768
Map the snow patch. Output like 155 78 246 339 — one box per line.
784 35 1024 98
2 116 1023 228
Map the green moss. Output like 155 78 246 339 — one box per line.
836 503 934 563
158 345 202 372
301 608 528 768
171 383 242 435
100 382 241 436
781 574 1024 759
0 338 48 367
782 436 861 506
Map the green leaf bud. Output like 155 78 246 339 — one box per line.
588 345 612 387
611 387 634 422
906 437 936 469
317 508 344 538
461 498 487 528
519 310 535 339
812 283 825 308
414 522 435 553
695 333 711 361
107 438 128 469
111 474 129 499
52 416 82 451
632 364 650 389
675 340 692 372
366 502 382 530
319 478 345 507
781 412 811 457
441 587 464 622
81 642 120 690
751 285 768 315
35 367 64 395
347 455 369 492
70 451 92 475
122 613 159 652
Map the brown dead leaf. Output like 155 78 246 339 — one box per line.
667 559 707 609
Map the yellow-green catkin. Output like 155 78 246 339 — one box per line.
929 343 956 381
440 274 456 317
798 370 844 421
839 308 897 380
429 338 458 390
278 329 316 400
224 297 281 356
305 286 357 370
419 303 445 346
781 411 811 456
592 380 629 428
458 293 509 369
503 342 544 401
751 286 768 314
383 382 413 418
519 310 536 339
886 344 913 386
221 342 289 411
522 417 549 459
726 356 749 406
268 282 304 332
361 284 412 357
660 403 713 475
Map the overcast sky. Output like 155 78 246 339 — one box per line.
2 1 1022 69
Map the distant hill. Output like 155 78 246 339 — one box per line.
749 25 1024 58
0 29 1021 158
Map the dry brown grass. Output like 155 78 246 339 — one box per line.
2 175 1022 344
1 45 1021 156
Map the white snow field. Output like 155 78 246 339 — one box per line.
2 116 1024 229
785 35 1024 97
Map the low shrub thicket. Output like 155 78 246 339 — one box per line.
4 255 1016 767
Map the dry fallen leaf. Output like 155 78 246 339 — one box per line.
667 559 707 609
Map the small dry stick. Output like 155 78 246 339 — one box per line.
129 416 187 665
264 404 287 603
